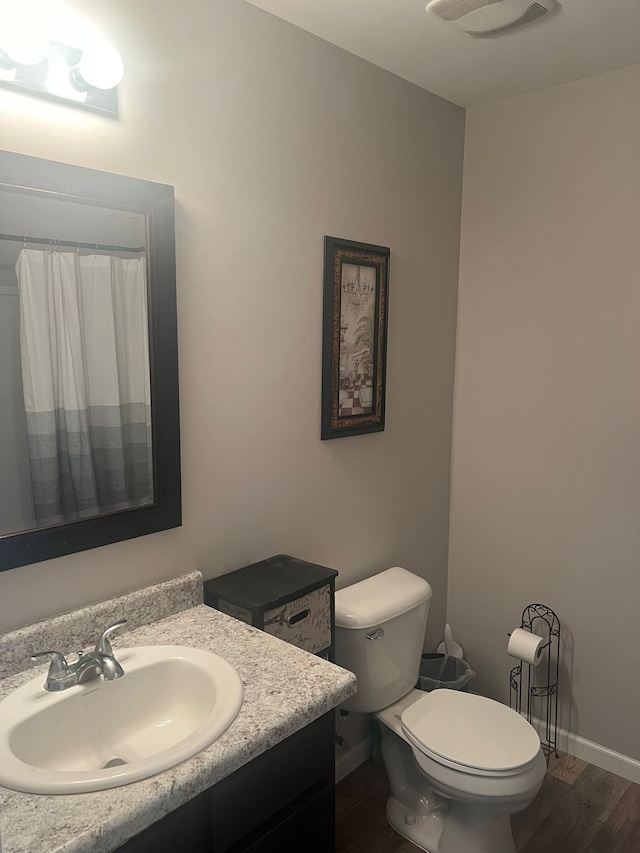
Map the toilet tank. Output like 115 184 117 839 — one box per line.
335 567 432 713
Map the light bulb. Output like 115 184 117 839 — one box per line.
0 28 49 66
0 0 50 67
77 40 123 90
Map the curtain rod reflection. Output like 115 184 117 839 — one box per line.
0 232 146 254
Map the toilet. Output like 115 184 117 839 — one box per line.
335 567 546 853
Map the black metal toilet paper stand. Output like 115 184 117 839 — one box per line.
509 604 560 761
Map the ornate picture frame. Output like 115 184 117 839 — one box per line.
321 236 390 440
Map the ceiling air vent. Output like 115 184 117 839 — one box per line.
426 0 556 37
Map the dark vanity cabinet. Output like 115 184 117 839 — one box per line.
204 555 339 661
116 712 335 853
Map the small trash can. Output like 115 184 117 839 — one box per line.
417 653 473 692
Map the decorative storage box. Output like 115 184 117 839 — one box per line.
204 554 339 661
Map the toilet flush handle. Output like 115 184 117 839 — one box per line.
366 628 385 640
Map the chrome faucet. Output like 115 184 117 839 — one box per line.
31 620 127 692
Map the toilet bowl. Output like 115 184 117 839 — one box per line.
335 567 546 853
376 688 546 853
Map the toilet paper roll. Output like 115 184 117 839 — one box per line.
507 628 545 666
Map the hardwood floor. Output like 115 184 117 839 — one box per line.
335 754 640 853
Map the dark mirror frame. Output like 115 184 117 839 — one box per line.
0 151 181 573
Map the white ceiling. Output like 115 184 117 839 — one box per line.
243 0 640 107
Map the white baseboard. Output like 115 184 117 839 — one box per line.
335 735 372 783
529 717 640 784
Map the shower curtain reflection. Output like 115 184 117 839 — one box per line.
17 248 153 526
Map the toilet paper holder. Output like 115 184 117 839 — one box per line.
508 603 560 763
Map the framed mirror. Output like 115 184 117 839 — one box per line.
0 151 181 572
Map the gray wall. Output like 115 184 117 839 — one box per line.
0 0 464 652
449 65 640 761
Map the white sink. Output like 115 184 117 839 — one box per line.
0 645 244 795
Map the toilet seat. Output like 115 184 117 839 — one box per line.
401 689 541 777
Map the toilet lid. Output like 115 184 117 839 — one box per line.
401 689 540 773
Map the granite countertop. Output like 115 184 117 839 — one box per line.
0 580 356 853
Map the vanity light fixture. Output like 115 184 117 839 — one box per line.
0 14 124 116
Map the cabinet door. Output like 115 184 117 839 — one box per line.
232 784 334 852
212 713 334 851
115 789 212 853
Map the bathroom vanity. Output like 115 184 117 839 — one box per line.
0 573 356 853
117 712 334 853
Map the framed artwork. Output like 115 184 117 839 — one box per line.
321 236 390 440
